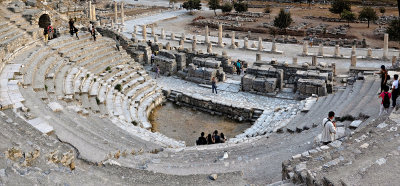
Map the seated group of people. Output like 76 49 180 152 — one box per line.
196 130 226 145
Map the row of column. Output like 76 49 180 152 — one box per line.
88 1 96 21
113 1 125 25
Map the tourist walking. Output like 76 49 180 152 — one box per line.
73 26 79 40
115 36 120 51
69 19 74 36
213 130 221 143
321 111 336 145
43 27 48 44
379 85 391 115
376 65 389 92
207 134 214 144
211 77 217 94
196 132 207 145
88 22 93 35
392 74 399 107
91 25 96 41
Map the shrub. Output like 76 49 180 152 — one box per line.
329 0 351 16
115 84 122 92
221 2 233 13
233 0 248 13
274 9 292 31
359 7 378 28
105 66 111 71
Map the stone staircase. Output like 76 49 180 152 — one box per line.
285 76 380 133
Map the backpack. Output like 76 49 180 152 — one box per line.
383 92 390 108
48 26 53 33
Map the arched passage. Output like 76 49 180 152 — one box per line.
38 14 51 28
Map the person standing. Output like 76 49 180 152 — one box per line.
321 111 336 145
236 60 241 75
379 85 391 115
88 22 93 35
73 26 79 39
69 19 74 36
115 36 120 51
47 25 54 40
211 77 217 94
151 53 155 66
392 74 399 107
43 27 48 44
91 25 96 41
155 65 160 79
376 65 388 92
196 132 207 145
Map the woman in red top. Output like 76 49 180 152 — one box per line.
378 85 391 115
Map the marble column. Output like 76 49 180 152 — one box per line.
312 55 317 66
351 55 357 67
332 62 336 76
92 5 96 21
218 24 223 47
351 45 356 56
258 37 263 51
154 35 158 43
292 57 298 65
243 37 249 49
207 42 212 53
334 45 340 57
318 44 324 56
192 35 197 52
256 53 261 61
171 33 175 40
151 26 155 37
251 41 257 48
142 25 147 41
114 1 118 24
271 38 277 52
230 31 236 49
132 33 137 43
302 41 308 55
179 38 184 46
161 28 165 39
166 42 171 50
181 33 185 42
205 25 209 44
121 2 124 25
383 33 389 60
392 56 397 66
367 48 372 58
134 25 138 34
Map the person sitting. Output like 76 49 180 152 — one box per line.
196 132 207 145
213 130 221 143
220 133 226 143
207 134 214 145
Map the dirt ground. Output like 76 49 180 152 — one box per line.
150 102 252 146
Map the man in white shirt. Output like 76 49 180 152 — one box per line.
321 111 336 145
392 74 399 107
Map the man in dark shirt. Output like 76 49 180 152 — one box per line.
213 130 221 143
197 132 207 145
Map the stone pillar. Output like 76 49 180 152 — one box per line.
88 1 92 19
256 53 261 61
161 28 165 39
258 37 263 51
134 25 138 34
351 45 356 56
179 38 184 46
383 33 389 60
205 25 209 44
192 35 197 52
302 41 308 55
166 42 171 50
367 48 372 58
312 55 317 66
251 41 257 48
171 33 175 40
142 25 147 41
151 26 155 37
334 45 340 57
318 44 324 56
154 35 158 43
222 50 227 57
271 38 277 52
110 20 114 28
181 33 186 42
207 43 213 53
92 5 96 21
248 31 251 38
230 31 236 49
332 62 336 76
292 57 298 65
121 2 124 25
132 33 137 43
114 1 118 24
393 56 397 66
351 55 357 67
218 24 223 47
243 37 249 49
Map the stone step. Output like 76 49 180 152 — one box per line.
33 56 59 91
335 79 368 117
137 92 163 129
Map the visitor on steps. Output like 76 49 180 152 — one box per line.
155 65 160 79
73 26 79 40
69 19 74 36
321 111 336 145
207 134 214 144
392 74 399 107
196 132 207 145
115 36 120 51
151 53 155 65
236 60 241 75
211 77 217 94
47 25 54 40
376 65 389 92
88 22 93 35
213 130 221 143
91 25 96 41
220 133 226 143
43 27 48 44
379 85 391 115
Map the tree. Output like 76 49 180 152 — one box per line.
274 9 293 31
233 0 248 13
386 19 400 41
379 7 386 16
182 0 201 13
329 0 351 16
359 7 378 28
341 10 356 26
208 0 220 16
221 2 233 13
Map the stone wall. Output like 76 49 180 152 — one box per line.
242 65 283 95
296 79 327 98
164 90 262 122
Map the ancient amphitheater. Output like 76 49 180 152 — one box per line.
0 0 400 185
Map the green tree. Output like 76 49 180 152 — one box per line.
386 19 400 41
359 7 378 28
341 10 356 26
274 9 293 31
221 2 233 13
208 0 220 16
182 0 202 13
233 0 248 13
379 7 385 16
329 0 351 16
